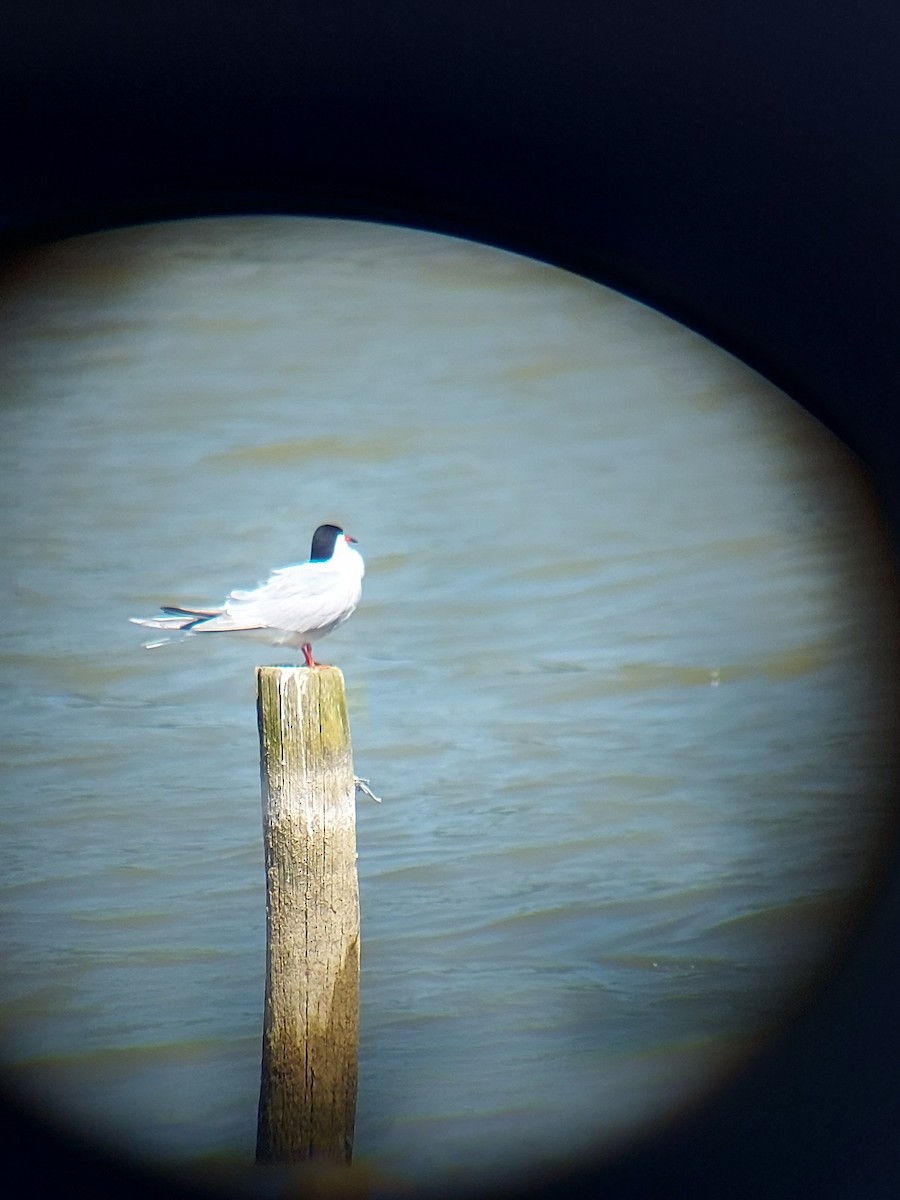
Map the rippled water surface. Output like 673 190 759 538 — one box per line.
0 218 898 1191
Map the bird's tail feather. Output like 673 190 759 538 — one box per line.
130 606 263 635
160 605 219 618
130 607 219 632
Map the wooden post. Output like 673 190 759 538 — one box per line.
255 665 360 1165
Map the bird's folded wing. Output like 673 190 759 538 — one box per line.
227 562 342 604
177 612 265 632
225 590 351 631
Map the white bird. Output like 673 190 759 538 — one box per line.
131 524 364 667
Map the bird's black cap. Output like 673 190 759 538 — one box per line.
309 524 345 562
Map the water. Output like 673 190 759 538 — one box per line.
0 217 898 1192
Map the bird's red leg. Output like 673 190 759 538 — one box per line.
302 642 330 668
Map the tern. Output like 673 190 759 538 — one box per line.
130 523 364 667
